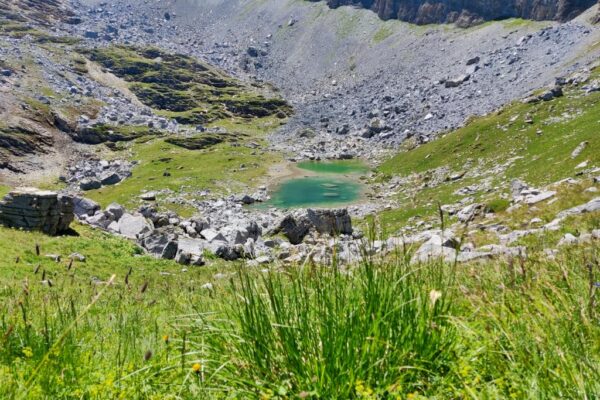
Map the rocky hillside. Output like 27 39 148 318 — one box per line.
309 0 598 26
0 0 78 25
70 0 600 162
0 1 290 183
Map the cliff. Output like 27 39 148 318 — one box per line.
309 0 598 26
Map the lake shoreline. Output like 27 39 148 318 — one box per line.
258 160 372 209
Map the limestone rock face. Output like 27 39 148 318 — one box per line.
306 209 353 236
276 208 353 244
0 188 74 235
310 0 597 26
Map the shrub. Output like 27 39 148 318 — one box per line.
486 198 511 213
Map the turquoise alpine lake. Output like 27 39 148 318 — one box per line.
259 161 368 209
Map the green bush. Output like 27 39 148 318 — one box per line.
486 198 511 213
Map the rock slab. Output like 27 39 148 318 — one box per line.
0 188 74 235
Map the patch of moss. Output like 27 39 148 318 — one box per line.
165 134 225 150
0 184 10 197
79 46 292 124
74 124 162 144
35 34 81 45
485 198 511 213
373 25 394 44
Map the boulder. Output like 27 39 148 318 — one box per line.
215 243 241 261
571 141 588 159
0 188 74 235
236 194 256 205
107 221 120 233
411 234 459 264
73 196 100 217
226 228 250 245
456 251 493 263
140 192 157 201
189 216 210 233
478 244 527 258
558 233 579 246
524 190 556 205
141 229 178 260
456 203 485 222
118 213 153 239
201 228 227 243
275 209 353 244
466 56 480 65
79 178 101 191
246 46 259 57
87 212 111 229
367 118 388 134
444 74 470 88
175 238 205 265
510 179 529 198
306 209 353 235
99 172 121 186
557 197 600 218
105 203 125 221
276 214 312 245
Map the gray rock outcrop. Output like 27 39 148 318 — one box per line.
0 188 74 235
275 208 353 244
309 0 596 26
118 213 153 239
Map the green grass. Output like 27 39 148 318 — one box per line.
218 260 456 398
0 184 10 197
84 117 286 210
0 223 237 399
379 92 600 182
1 222 599 399
376 66 600 232
373 25 394 44
80 46 291 125
335 10 360 40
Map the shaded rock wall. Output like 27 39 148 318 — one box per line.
0 188 74 235
309 0 597 25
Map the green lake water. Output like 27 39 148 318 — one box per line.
260 161 367 209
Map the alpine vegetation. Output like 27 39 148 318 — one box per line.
0 0 599 398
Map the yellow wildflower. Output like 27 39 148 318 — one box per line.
192 363 202 374
22 347 33 358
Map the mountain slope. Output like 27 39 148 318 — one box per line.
310 0 598 26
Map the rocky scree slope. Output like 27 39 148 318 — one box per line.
0 0 78 25
71 0 600 160
0 1 290 181
309 0 598 26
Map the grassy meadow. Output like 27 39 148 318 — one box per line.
0 17 599 400
83 116 287 215
376 66 600 232
0 221 599 399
